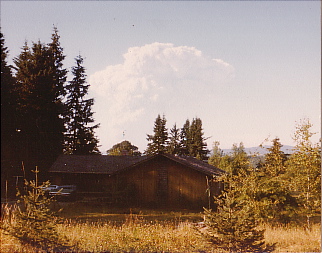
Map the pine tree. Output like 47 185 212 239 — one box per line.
4 168 71 251
64 55 100 155
145 114 168 155
1 32 17 161
167 123 181 155
229 142 251 175
202 173 267 252
179 119 191 156
256 138 298 223
285 119 321 229
189 117 209 160
208 141 231 171
48 26 67 101
262 138 287 177
14 40 65 165
178 118 209 159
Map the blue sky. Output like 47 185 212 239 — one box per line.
1 1 320 153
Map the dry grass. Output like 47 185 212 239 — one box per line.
264 223 321 252
57 217 212 252
1 203 321 252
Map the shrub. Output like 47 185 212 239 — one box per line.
3 167 71 252
201 174 272 252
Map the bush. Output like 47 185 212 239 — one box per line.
200 174 272 252
3 168 71 252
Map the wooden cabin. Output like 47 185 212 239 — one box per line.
49 153 225 209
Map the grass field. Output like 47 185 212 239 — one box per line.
1 202 321 252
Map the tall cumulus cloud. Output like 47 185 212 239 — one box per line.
89 42 234 152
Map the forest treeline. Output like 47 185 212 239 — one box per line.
1 28 321 229
110 113 321 229
1 28 100 186
1 27 320 252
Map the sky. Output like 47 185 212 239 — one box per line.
1 1 321 154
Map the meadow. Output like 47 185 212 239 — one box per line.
1 202 321 253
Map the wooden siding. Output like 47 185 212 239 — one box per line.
168 162 210 208
50 155 222 209
117 156 216 208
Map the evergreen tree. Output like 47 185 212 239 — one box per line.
1 31 20 198
208 141 231 171
256 138 298 223
167 123 181 155
189 117 209 160
13 40 65 165
179 119 191 156
208 141 223 167
4 168 71 251
48 26 67 101
229 142 251 175
1 31 17 161
262 138 287 177
202 173 268 252
145 114 168 155
64 55 100 155
285 119 321 229
178 118 209 159
107 140 141 156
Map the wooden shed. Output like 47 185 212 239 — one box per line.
49 153 225 209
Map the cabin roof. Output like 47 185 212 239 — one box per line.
49 153 224 176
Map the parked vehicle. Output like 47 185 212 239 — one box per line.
40 185 60 192
48 185 77 201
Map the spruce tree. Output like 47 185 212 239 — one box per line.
167 123 181 155
179 119 191 156
285 119 321 229
64 55 100 155
1 32 17 161
14 40 65 166
202 173 267 252
145 114 168 155
189 117 209 160
4 168 71 251
230 142 251 175
256 138 297 223
208 141 231 171
48 26 67 101
262 138 287 177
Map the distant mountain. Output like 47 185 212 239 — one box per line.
222 145 294 156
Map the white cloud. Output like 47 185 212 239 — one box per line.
89 42 234 152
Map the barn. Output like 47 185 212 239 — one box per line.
49 153 225 209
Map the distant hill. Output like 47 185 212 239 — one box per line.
222 145 294 156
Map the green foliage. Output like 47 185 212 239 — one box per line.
1 31 19 182
188 117 209 160
48 26 67 100
145 115 210 159
285 119 321 229
255 138 298 223
208 141 234 172
230 142 251 175
209 142 251 175
202 173 268 252
261 138 287 177
1 31 16 146
107 140 141 156
13 27 67 165
178 118 209 159
178 119 191 156
64 54 100 155
145 114 168 155
167 123 181 155
5 168 71 251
